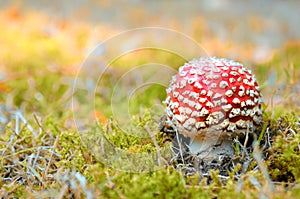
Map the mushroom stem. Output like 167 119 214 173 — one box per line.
189 137 234 159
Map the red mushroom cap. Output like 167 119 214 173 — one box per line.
164 57 263 139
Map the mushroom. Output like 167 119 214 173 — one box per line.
163 57 263 159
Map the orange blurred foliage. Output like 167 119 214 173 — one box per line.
0 82 9 92
4 6 21 21
90 110 107 125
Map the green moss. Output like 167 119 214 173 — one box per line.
267 132 300 182
56 130 87 172
1 184 27 199
101 168 208 199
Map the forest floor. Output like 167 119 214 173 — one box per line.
0 6 300 198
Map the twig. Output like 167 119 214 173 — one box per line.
253 141 276 196
144 123 162 166
45 135 59 180
33 113 45 133
15 111 37 136
233 138 249 158
242 127 250 159
56 184 69 199
175 129 185 164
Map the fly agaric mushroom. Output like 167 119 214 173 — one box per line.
163 57 262 159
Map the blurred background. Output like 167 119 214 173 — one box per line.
1 0 300 60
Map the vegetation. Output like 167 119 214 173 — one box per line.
0 7 300 198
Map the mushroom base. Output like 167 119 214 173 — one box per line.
188 137 234 160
